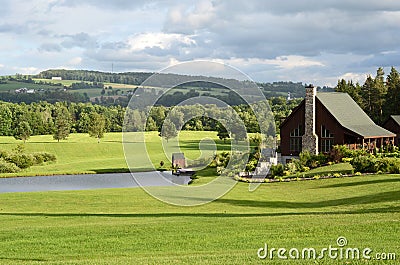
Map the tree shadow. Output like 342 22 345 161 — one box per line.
178 140 233 151
90 168 154 174
91 168 131 174
0 206 399 219
214 190 400 209
319 177 400 189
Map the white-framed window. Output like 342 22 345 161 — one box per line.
290 125 303 152
321 125 334 152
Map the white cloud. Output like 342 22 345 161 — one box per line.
265 56 325 69
1 0 400 86
68 57 82 65
13 66 41 75
127 32 196 51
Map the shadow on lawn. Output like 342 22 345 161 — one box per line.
213 190 400 209
0 206 399 219
154 189 400 212
178 140 232 151
90 168 131 174
319 177 400 189
89 168 156 173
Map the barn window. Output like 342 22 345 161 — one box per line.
321 125 334 153
290 125 303 152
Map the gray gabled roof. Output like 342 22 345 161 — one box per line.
316 92 395 138
172 153 185 160
389 115 400 126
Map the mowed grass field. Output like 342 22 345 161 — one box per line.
0 131 231 177
0 174 399 264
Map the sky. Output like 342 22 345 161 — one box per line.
0 0 400 86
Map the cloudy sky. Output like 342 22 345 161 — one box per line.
0 0 400 86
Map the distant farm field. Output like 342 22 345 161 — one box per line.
0 81 57 92
0 174 398 264
0 131 231 177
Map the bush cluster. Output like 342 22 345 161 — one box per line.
0 145 56 173
351 155 400 173
0 158 21 173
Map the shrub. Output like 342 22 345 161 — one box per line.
40 152 57 163
32 153 45 165
374 157 392 173
351 155 376 173
342 157 353 163
299 151 312 166
270 164 284 177
333 173 341 178
284 161 298 174
7 153 34 169
313 175 320 180
0 158 20 173
299 151 328 168
0 150 9 159
390 159 400 174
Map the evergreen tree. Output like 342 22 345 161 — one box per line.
360 75 375 118
372 67 387 123
385 67 400 117
335 79 363 107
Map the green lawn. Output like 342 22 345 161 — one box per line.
0 174 398 264
0 132 231 177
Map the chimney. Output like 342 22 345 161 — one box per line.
302 85 318 154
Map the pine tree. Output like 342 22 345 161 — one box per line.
385 67 400 118
372 67 387 123
360 75 375 119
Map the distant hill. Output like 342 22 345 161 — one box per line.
36 69 332 97
0 69 332 106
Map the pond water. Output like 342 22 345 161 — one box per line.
0 171 191 193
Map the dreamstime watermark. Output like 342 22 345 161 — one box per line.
122 60 276 206
257 236 396 261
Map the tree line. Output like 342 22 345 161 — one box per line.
0 97 300 142
335 66 400 124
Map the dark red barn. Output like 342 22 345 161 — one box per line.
383 115 400 146
280 85 395 163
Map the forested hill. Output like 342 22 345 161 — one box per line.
36 69 329 98
36 69 153 86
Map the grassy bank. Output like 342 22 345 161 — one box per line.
0 174 398 264
0 132 230 177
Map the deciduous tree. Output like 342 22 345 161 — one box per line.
88 113 106 143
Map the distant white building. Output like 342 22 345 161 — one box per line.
52 77 62 81
15 88 35 94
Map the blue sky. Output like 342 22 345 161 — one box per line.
1 0 400 86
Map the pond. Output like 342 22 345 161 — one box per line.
0 171 191 193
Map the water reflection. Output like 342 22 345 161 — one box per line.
0 171 191 193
